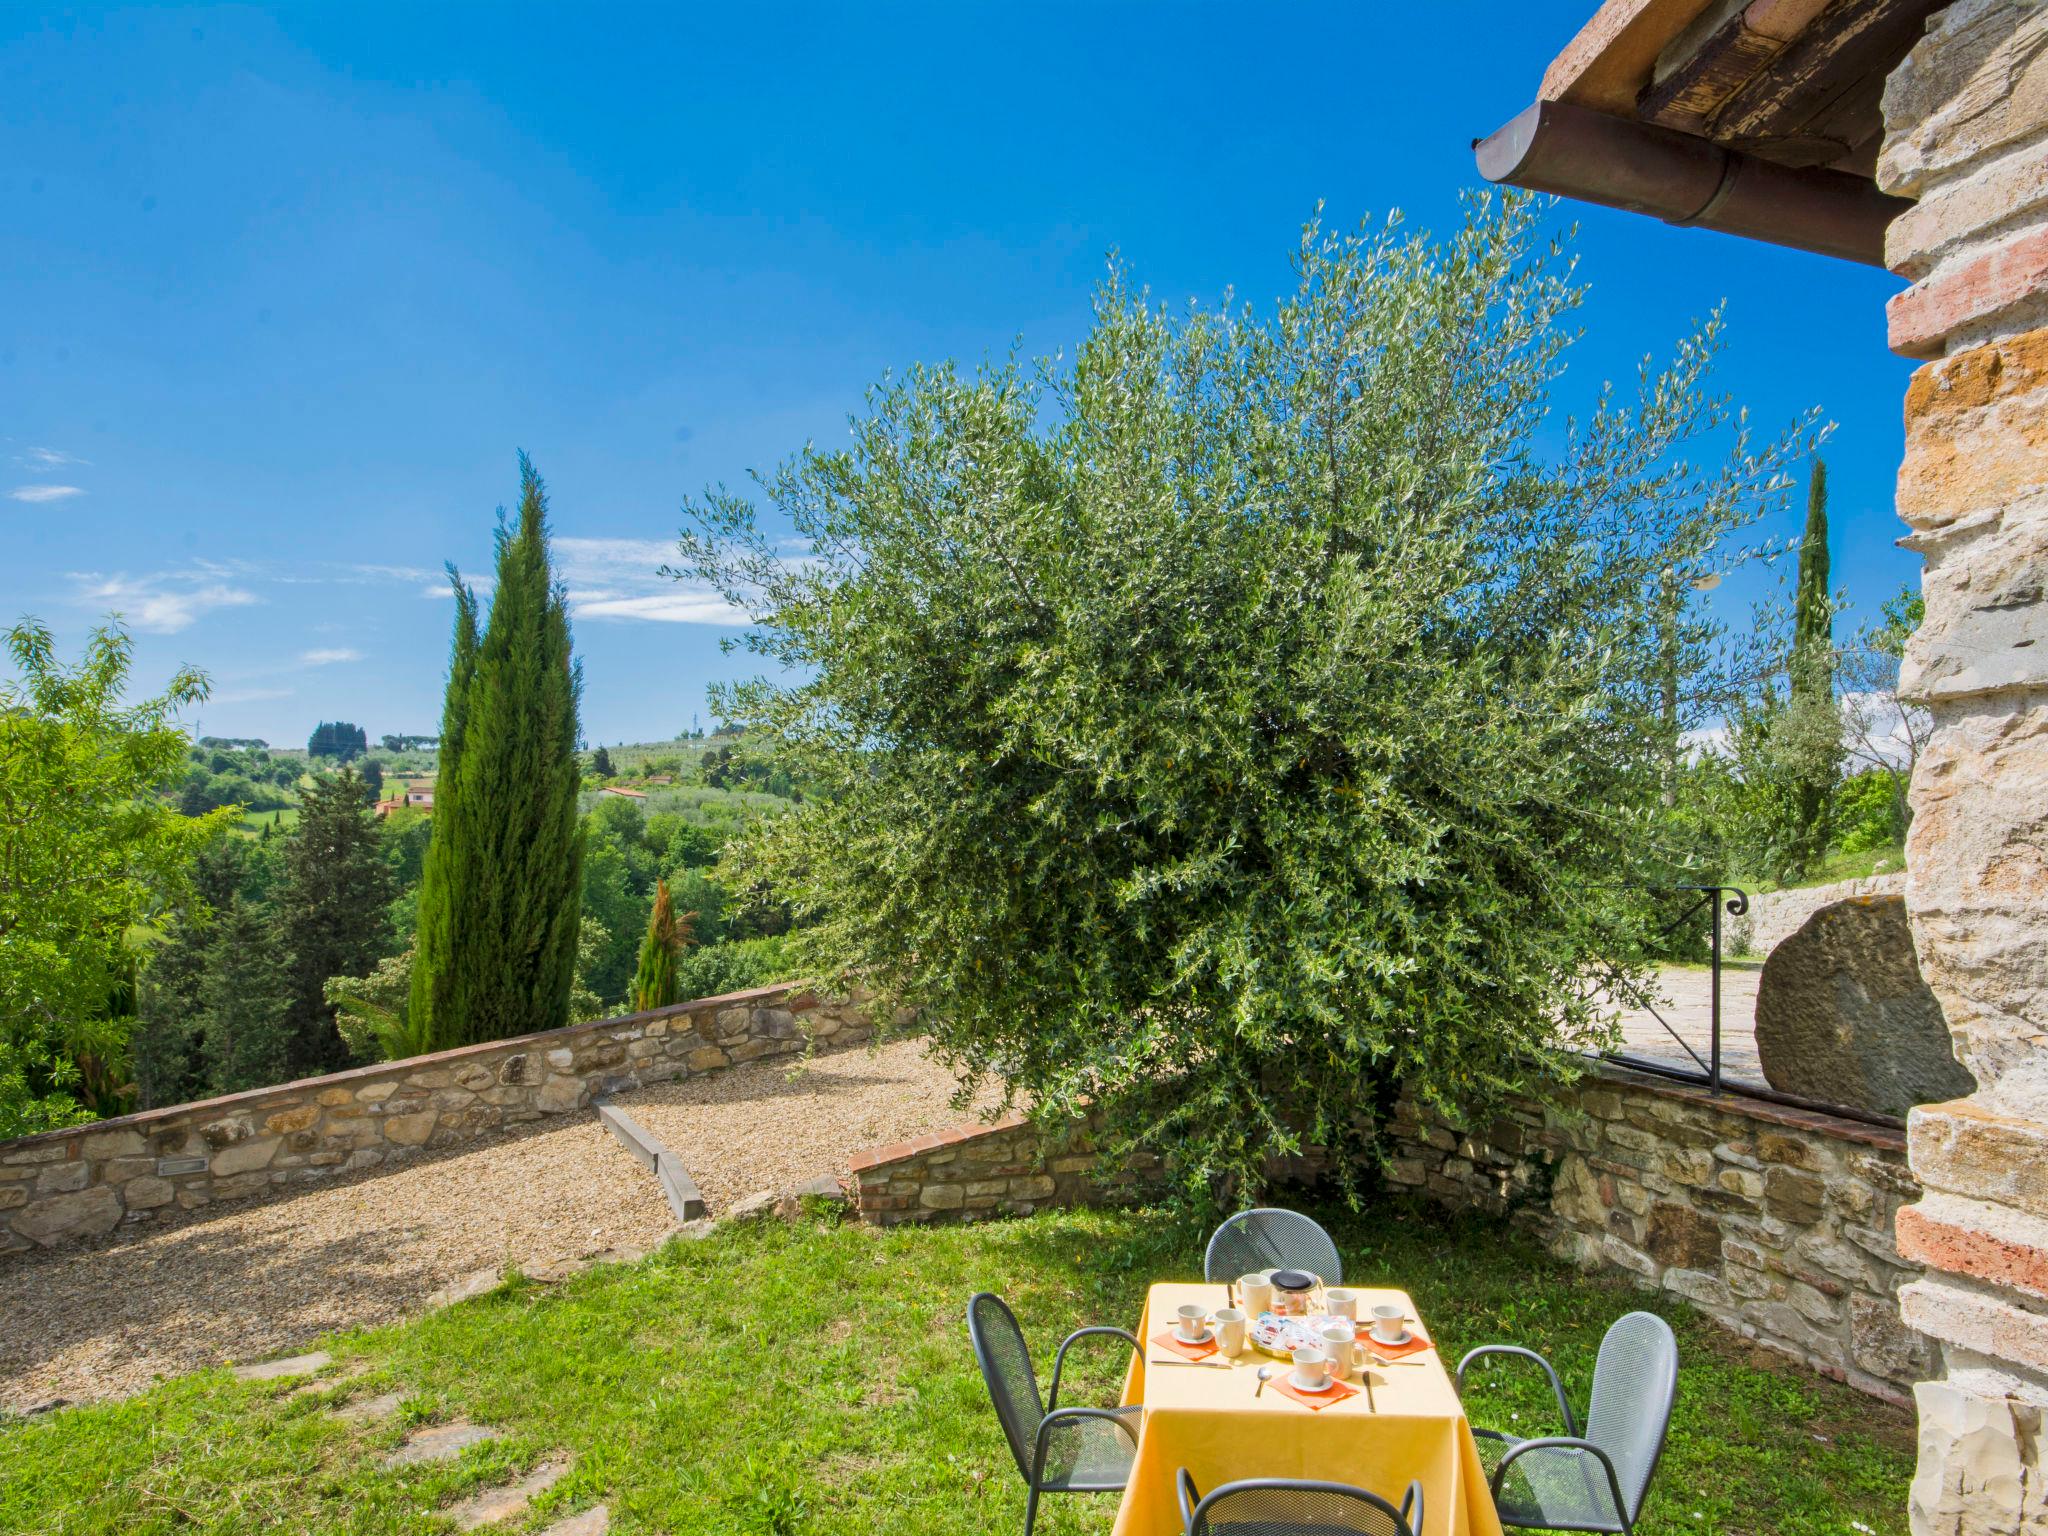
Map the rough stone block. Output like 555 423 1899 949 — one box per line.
211 1136 280 1177
123 1175 173 1210
536 1076 586 1113
15 1185 122 1244
383 1111 438 1146
263 1105 319 1136
918 1183 965 1211
34 1161 88 1195
1902 1273 2048 1372
1907 1374 2037 1533
1883 0 2048 184
1912 1098 2048 1217
81 1129 146 1161
1645 1202 1722 1269
1764 1168 1830 1227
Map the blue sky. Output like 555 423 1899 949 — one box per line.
1 4 1916 748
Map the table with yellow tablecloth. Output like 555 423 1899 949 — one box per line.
1109 1283 1504 1536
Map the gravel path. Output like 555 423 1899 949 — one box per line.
611 1036 1006 1212
0 1038 996 1415
0 1116 673 1414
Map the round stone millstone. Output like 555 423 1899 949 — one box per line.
1754 894 1976 1119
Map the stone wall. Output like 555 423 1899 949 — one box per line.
846 1064 1928 1399
0 984 868 1255
1879 5 2048 1529
848 1112 1161 1224
1731 871 1908 956
1384 1067 1933 1402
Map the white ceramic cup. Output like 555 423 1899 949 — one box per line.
1370 1303 1406 1344
1177 1303 1209 1341
1290 1346 1330 1391
1239 1274 1274 1316
1213 1306 1247 1357
1320 1323 1356 1381
1325 1288 1360 1322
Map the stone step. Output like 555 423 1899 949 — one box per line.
541 1506 609 1536
231 1350 331 1382
336 1390 403 1424
449 1457 570 1530
384 1420 501 1467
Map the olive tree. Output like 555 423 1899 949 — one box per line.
676 194 1811 1207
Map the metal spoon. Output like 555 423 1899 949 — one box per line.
1254 1364 1278 1398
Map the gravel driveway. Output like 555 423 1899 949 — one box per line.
0 1037 993 1414
609 1035 1007 1211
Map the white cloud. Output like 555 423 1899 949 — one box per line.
9 484 85 503
17 447 89 471
72 569 261 634
553 535 745 625
299 647 362 666
346 562 439 584
211 685 295 705
573 591 749 624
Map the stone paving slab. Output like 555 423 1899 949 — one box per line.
450 1457 570 1530
385 1421 501 1467
231 1350 331 1382
1609 963 1764 1085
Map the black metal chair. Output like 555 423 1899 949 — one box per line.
1455 1311 1678 1535
966 1291 1143 1536
1177 1469 1423 1536
1203 1208 1343 1285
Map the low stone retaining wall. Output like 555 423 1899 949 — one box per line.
849 1112 1162 1223
1730 871 1907 955
1383 1067 1931 1401
0 984 868 1254
847 1065 1929 1400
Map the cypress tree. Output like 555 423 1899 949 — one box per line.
410 455 585 1048
1787 457 1839 868
630 879 690 1013
1793 458 1831 677
199 897 295 1093
274 769 395 1074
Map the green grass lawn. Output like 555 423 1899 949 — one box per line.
0 1203 1910 1535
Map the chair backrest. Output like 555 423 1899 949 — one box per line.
966 1292 1045 1482
1183 1476 1415 1536
1203 1208 1343 1285
1582 1311 1679 1521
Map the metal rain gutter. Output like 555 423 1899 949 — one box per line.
1473 98 1909 268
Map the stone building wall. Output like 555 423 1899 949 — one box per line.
1877 5 2048 1530
0 984 868 1254
1732 871 1908 956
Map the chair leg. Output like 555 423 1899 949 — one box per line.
1022 1482 1040 1536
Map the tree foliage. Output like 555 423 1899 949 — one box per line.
409 456 585 1049
0 620 237 1135
630 879 692 1012
678 196 1813 1207
274 769 395 1074
307 721 368 761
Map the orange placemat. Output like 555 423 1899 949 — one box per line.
1271 1373 1362 1411
1362 1324 1433 1362
1152 1329 1220 1362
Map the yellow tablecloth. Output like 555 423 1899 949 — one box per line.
1109 1283 1504 1536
